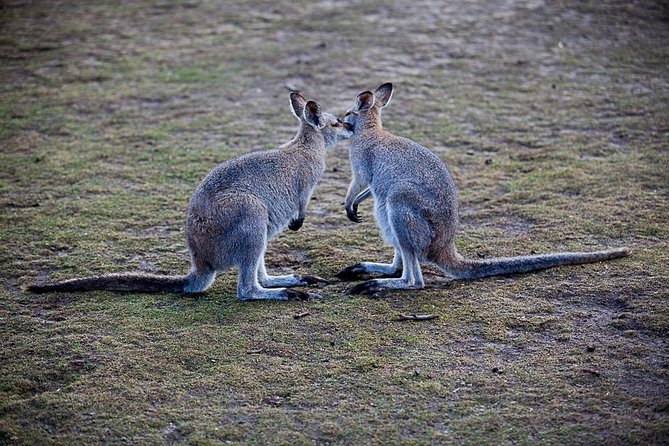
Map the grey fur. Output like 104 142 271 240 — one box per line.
339 82 631 294
29 92 352 300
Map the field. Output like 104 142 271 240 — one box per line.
1 0 668 444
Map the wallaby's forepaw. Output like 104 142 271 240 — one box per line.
288 217 304 231
285 289 323 301
345 205 362 223
297 274 330 286
347 279 381 295
336 264 367 281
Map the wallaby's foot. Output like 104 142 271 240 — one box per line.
296 274 330 286
336 263 402 281
347 278 423 295
336 264 367 280
347 280 376 295
238 287 321 301
285 289 323 301
260 274 328 288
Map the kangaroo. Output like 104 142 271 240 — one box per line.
337 82 630 294
28 92 353 300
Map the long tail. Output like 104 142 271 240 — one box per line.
27 272 190 293
441 247 631 280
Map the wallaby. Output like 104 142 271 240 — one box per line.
28 92 353 300
337 82 630 294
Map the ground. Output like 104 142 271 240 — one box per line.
1 0 668 445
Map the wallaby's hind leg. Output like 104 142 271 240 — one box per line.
257 256 328 288
348 247 423 294
348 196 427 294
236 222 321 301
336 249 403 280
337 200 403 280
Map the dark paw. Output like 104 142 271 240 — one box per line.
288 217 304 231
347 279 380 295
297 274 330 286
345 205 362 223
387 269 403 278
335 264 366 281
336 265 403 281
285 289 322 301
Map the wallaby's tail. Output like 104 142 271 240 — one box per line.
28 272 193 294
441 247 631 280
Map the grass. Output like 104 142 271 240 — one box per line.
1 0 668 444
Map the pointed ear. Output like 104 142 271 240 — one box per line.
374 82 393 108
290 92 307 120
356 91 375 111
303 100 322 128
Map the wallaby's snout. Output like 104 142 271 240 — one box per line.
342 109 356 130
290 92 352 146
320 113 353 146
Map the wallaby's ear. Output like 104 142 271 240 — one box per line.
303 100 323 128
290 92 307 120
356 91 375 111
374 82 393 108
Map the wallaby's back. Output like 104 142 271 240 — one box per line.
189 145 324 237
356 130 459 221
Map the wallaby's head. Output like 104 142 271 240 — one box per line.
343 82 393 134
290 92 353 147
